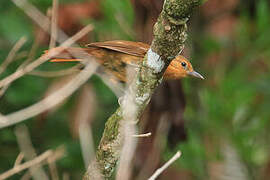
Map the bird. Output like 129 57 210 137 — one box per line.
44 40 204 83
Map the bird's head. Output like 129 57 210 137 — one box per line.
164 55 204 80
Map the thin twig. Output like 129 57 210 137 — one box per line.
132 132 152 138
116 122 137 180
0 149 63 180
148 151 182 180
0 85 9 99
0 36 27 74
76 85 97 169
11 0 93 50
12 0 64 42
15 125 48 180
0 61 98 129
116 68 139 180
0 24 93 89
49 0 59 49
13 153 25 167
47 160 59 180
79 123 95 169
5 0 93 91
59 24 93 47
10 0 93 71
20 29 43 69
14 51 29 61
0 0 94 129
10 0 94 74
136 114 170 180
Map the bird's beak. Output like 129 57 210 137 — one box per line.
187 71 204 79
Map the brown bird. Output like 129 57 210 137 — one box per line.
44 40 204 82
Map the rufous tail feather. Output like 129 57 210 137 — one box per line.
50 59 82 62
43 47 85 63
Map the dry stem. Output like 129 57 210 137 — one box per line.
15 124 49 180
0 60 97 128
132 132 152 138
0 24 93 89
0 148 65 180
0 36 27 74
148 151 182 180
49 0 59 49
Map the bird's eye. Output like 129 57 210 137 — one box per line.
181 62 187 67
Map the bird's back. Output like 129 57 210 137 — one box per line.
87 40 149 58
44 40 150 83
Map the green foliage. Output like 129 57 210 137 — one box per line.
0 11 32 44
91 0 134 40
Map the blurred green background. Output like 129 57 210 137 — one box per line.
1 0 270 179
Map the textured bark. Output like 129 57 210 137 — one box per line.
83 0 202 179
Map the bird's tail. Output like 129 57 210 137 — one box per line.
50 58 81 62
43 47 90 62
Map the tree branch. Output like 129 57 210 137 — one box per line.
83 0 202 179
148 151 182 180
0 147 65 180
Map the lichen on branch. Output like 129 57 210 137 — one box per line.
83 0 202 179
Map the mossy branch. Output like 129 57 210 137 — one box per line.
83 0 202 179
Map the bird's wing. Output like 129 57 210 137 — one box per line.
86 40 150 58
